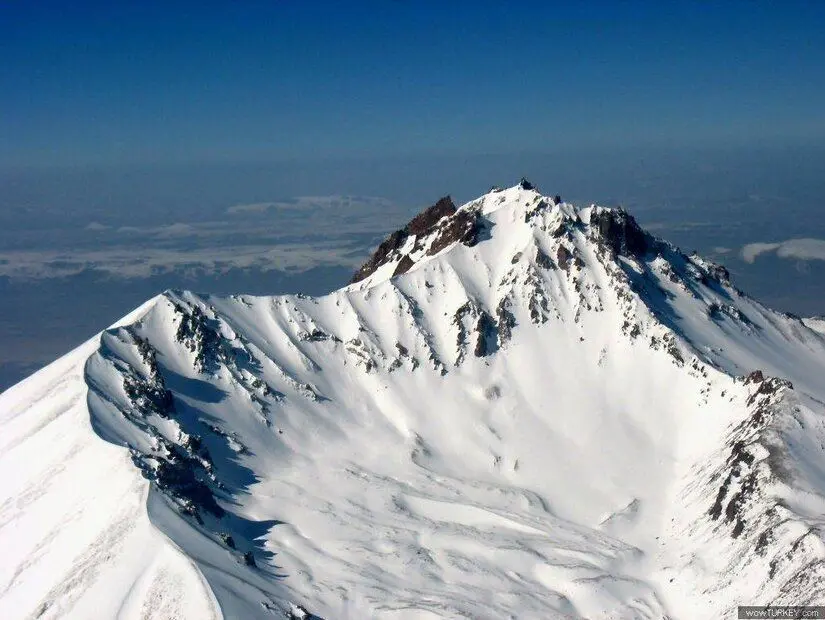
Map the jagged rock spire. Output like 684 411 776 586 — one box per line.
518 177 536 191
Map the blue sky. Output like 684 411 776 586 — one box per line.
3 1 824 166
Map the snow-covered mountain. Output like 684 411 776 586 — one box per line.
2 181 825 619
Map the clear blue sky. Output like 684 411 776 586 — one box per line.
2 0 824 166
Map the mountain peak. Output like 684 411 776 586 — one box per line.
349 192 479 284
350 184 639 289
518 176 536 191
3 182 825 619
588 205 649 258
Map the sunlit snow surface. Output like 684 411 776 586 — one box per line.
2 185 825 619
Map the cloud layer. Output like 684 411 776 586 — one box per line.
742 238 825 263
0 195 413 281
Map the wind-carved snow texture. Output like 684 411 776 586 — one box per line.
2 182 825 619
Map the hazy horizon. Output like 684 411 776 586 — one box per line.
2 2 824 390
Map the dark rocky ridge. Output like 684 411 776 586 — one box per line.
351 183 561 284
350 196 457 284
349 230 408 284
407 196 456 236
426 208 481 256
351 196 485 284
589 208 649 258
392 254 416 277
708 371 794 545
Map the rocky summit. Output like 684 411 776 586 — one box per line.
2 182 825 619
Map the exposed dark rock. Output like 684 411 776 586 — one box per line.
120 334 176 420
518 177 536 191
474 312 499 357
708 263 730 283
392 254 415 277
407 196 456 236
389 341 414 372
349 194 489 282
453 301 500 362
119 329 230 523
524 268 553 325
300 329 331 342
744 373 793 405
756 529 772 556
138 453 225 518
724 470 756 537
427 209 482 256
708 445 754 529
220 533 236 549
453 302 475 362
660 263 680 283
731 516 745 538
350 229 408 284
524 200 551 223
132 334 162 379
123 374 174 418
496 298 517 344
709 303 753 326
622 320 642 340
350 196 457 283
666 339 684 365
345 338 378 373
535 248 555 270
589 208 648 258
708 373 792 540
174 304 225 374
182 433 205 456
746 370 765 384
769 558 779 580
556 245 573 270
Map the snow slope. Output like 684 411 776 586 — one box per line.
803 316 825 336
2 181 825 619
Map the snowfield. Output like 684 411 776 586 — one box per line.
2 182 825 619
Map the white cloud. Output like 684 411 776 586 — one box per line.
112 222 223 239
741 242 781 263
226 202 278 214
742 238 825 263
0 195 414 281
155 223 197 237
0 242 364 280
226 195 401 216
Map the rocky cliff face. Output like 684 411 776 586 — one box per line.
350 195 488 284
3 182 825 620
350 195 461 283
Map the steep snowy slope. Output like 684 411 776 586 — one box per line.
803 316 825 336
2 181 825 619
